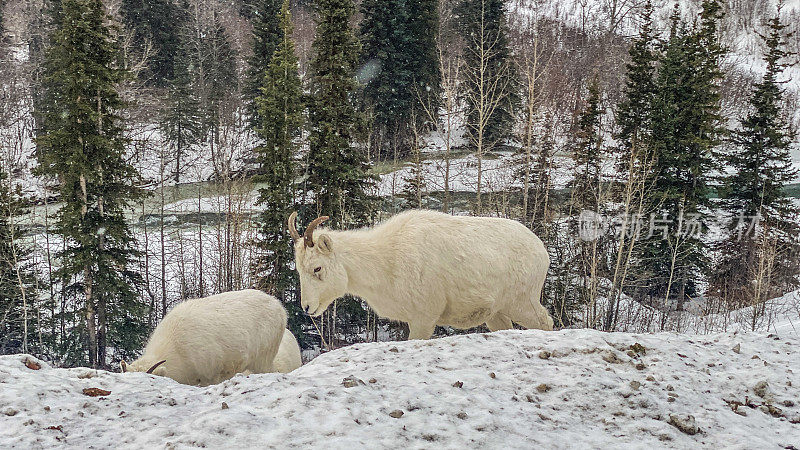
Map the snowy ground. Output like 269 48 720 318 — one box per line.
2 327 799 449
377 151 580 198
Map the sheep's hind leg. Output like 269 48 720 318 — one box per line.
511 303 554 331
485 313 513 332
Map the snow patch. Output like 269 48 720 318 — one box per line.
1 329 798 448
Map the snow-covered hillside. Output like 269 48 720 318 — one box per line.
2 328 798 449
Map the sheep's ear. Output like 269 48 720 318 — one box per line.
120 360 127 373
318 234 333 254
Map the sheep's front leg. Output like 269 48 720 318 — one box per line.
407 321 436 340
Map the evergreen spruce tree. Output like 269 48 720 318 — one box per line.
635 2 724 307
307 0 375 227
710 10 800 309
359 0 412 154
456 0 518 150
161 33 202 184
245 0 282 127
694 0 726 129
0 169 44 356
35 0 147 367
605 3 658 329
359 0 440 157
407 0 440 114
615 0 657 170
306 0 376 344
570 78 603 217
251 0 306 344
635 9 690 304
30 0 61 148
399 137 427 209
120 0 186 85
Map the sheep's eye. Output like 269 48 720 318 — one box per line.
314 267 321 273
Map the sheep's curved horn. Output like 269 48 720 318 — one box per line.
145 360 166 374
288 212 301 241
303 216 329 248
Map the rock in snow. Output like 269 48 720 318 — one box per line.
753 380 771 399
668 414 699 435
0 329 798 449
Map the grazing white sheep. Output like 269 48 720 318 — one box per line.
289 210 553 340
272 329 302 373
120 289 287 386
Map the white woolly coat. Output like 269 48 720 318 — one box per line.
125 289 287 386
295 210 553 340
272 329 302 373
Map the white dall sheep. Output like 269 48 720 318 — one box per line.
289 210 553 340
120 289 287 386
272 329 302 373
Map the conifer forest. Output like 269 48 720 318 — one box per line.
1 0 800 369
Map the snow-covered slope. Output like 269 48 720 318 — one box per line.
2 329 798 449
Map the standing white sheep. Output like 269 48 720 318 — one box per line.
272 329 302 373
289 210 553 340
120 289 286 386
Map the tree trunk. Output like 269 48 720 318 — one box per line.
198 184 204 297
79 171 98 366
175 122 182 184
160 150 168 316
97 193 107 367
85 266 97 367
